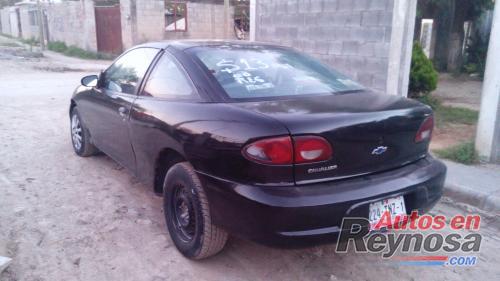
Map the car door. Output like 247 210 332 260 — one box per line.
129 50 200 184
83 47 160 170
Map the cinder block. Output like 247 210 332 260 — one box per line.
352 27 385 42
365 58 388 73
302 40 316 53
348 56 366 70
372 73 388 91
361 11 380 26
317 12 334 25
353 0 370 11
314 40 330 55
369 0 388 10
345 12 362 26
287 1 299 14
373 42 390 58
323 0 339 12
304 13 320 26
310 0 324 13
359 42 376 56
338 0 354 11
384 26 392 43
328 42 343 55
342 41 360 55
334 27 352 40
381 12 393 26
357 73 374 86
298 0 311 11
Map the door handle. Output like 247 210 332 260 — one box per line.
118 106 127 118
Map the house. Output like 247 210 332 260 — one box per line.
120 0 238 50
1 0 241 54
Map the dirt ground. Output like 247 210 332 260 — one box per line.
432 73 483 111
429 74 482 151
1 37 499 281
430 123 477 151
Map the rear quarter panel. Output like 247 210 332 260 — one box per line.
128 98 294 186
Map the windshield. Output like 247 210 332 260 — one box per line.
189 45 364 100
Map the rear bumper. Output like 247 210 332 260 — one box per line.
197 156 446 248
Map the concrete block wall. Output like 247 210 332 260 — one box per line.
44 0 97 51
18 6 39 40
255 0 395 93
121 0 236 50
0 8 11 35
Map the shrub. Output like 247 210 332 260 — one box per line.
409 43 438 98
47 41 68 53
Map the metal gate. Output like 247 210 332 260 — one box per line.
95 6 123 54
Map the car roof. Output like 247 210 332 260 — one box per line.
134 40 289 51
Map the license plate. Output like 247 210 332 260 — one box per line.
368 195 406 229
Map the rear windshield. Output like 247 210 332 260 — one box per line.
189 45 364 100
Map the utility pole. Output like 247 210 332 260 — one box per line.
36 0 45 50
476 0 500 163
224 0 229 38
249 0 255 41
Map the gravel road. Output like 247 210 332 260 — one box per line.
1 36 499 281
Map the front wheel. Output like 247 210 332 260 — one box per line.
70 108 98 157
163 162 228 259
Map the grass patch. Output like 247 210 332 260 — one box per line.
434 141 478 165
47 41 67 52
47 41 115 60
435 106 478 125
416 95 479 126
20 37 39 46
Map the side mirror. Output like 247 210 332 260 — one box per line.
81 75 99 87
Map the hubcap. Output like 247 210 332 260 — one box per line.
172 184 196 242
71 114 82 151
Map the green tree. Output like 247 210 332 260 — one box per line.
416 0 493 72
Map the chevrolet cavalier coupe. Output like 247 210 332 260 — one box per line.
69 41 446 259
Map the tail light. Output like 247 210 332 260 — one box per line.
415 116 434 142
243 136 332 165
243 136 293 165
293 136 332 164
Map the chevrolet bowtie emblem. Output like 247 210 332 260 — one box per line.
371 146 388 155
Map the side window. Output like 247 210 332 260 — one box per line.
142 53 196 99
103 48 159 95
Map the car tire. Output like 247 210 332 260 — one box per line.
70 108 98 157
163 162 228 259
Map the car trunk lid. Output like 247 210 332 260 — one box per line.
231 91 433 184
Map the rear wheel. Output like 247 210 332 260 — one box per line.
70 108 98 157
163 162 228 259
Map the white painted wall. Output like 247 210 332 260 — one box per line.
386 0 417 97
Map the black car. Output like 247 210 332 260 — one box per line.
70 41 446 259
